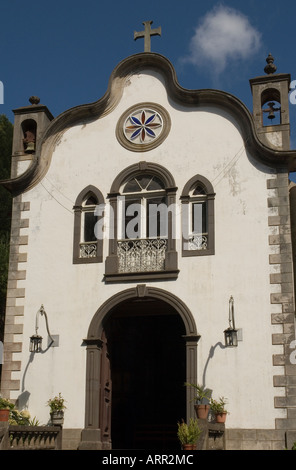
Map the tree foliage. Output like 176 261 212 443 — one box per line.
0 114 13 341
0 115 13 178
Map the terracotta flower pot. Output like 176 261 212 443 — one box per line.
194 404 210 420
0 409 10 422
215 412 227 423
182 444 196 450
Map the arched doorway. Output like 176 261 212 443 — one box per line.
104 297 186 450
80 286 200 450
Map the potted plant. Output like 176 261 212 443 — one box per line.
177 418 201 450
47 393 66 425
210 397 228 423
185 383 212 420
9 409 37 426
0 396 14 422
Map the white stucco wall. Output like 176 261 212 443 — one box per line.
11 70 286 430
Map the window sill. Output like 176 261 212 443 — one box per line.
182 249 214 257
104 269 179 283
73 256 103 264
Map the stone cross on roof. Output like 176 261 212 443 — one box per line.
134 21 161 52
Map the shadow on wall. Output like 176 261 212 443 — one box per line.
202 342 226 388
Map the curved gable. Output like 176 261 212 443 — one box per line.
2 52 296 194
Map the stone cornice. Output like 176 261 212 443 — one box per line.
2 52 296 195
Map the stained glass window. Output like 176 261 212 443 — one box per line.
124 108 163 144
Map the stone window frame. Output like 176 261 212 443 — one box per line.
181 174 215 257
73 185 104 264
104 161 179 282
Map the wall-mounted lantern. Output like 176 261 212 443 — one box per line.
224 296 238 347
29 305 55 353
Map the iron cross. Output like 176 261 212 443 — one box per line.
134 21 161 52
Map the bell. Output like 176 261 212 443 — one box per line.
268 110 275 120
266 102 278 120
24 142 35 153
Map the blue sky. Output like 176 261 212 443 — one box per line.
1 0 296 150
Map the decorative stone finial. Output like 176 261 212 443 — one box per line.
29 96 40 105
264 53 277 75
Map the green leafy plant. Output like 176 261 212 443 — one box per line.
9 409 31 425
28 416 40 426
0 115 13 343
0 396 14 410
47 393 66 412
292 441 296 450
177 418 201 445
210 397 228 415
184 383 212 404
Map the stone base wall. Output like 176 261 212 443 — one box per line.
225 429 288 450
60 427 296 450
62 428 82 450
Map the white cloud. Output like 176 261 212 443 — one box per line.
184 5 262 78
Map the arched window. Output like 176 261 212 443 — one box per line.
73 185 104 264
105 162 178 281
120 174 167 239
82 195 98 244
181 175 215 257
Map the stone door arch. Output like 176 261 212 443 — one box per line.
79 285 200 450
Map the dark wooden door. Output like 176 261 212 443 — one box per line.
104 301 186 450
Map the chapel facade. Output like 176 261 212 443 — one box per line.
1 26 296 450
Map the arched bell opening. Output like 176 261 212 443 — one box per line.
21 119 37 153
261 88 281 126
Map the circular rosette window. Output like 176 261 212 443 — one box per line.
116 103 171 152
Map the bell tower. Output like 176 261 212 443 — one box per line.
11 96 53 179
249 54 291 150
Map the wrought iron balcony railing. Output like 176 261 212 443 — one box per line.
80 241 97 258
117 238 167 273
188 234 208 250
